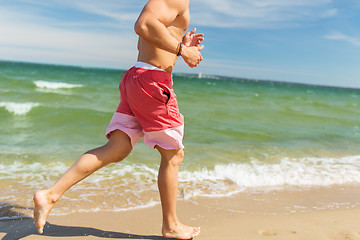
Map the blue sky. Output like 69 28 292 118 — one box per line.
0 0 359 88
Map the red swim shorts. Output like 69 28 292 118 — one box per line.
106 62 184 149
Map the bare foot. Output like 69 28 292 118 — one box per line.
162 223 200 239
33 190 56 234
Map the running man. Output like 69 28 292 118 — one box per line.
33 0 204 239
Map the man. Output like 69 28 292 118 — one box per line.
33 0 204 239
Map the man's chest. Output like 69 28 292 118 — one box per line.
167 9 190 39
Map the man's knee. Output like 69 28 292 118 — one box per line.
113 147 131 162
107 130 133 162
174 149 184 160
104 141 132 163
167 149 184 167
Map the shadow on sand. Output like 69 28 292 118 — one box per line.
0 202 180 240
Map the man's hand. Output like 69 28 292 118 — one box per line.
181 28 204 68
181 45 204 68
182 28 204 47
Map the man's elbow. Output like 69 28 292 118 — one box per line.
134 20 148 36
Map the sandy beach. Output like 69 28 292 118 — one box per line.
2 185 360 240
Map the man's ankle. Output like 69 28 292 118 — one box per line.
43 189 59 203
163 218 180 230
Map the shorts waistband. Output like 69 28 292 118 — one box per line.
134 62 166 72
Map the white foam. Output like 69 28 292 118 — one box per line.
3 155 360 194
178 155 360 198
34 80 83 90
0 102 40 115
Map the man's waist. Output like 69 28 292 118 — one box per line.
129 62 173 84
134 62 166 72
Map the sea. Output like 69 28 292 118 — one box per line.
1 60 360 219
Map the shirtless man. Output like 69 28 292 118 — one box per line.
33 0 204 239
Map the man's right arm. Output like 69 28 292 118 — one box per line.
134 0 203 68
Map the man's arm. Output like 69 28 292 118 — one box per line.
134 0 182 54
134 0 203 68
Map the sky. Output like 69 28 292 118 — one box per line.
0 0 360 88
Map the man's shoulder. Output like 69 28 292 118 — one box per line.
149 0 189 12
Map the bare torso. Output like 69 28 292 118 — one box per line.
137 7 190 73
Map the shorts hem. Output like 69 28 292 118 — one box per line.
144 125 184 150
105 113 143 147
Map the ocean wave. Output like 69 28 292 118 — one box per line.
2 155 360 218
178 155 360 198
33 80 83 90
2 155 360 194
0 102 40 116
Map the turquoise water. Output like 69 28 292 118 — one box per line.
1 60 360 218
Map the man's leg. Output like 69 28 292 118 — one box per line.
33 130 132 234
156 146 200 239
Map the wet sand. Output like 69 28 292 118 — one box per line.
2 185 360 240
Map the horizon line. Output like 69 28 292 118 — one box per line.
1 59 359 92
